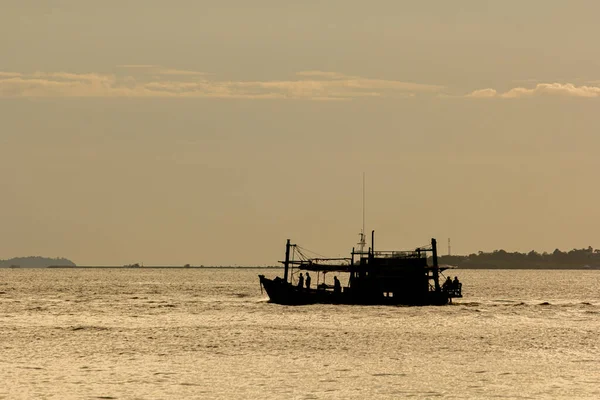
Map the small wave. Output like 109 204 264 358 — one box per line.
486 299 528 306
458 302 481 307
71 325 110 332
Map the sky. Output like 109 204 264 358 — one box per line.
1 1 600 265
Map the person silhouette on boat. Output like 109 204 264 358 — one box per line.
452 276 461 295
443 277 452 292
333 276 341 295
305 272 311 290
297 273 304 289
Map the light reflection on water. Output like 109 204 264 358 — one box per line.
1 268 599 399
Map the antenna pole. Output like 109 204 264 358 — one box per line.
432 238 440 292
358 172 367 254
283 239 291 283
362 172 365 239
371 230 375 254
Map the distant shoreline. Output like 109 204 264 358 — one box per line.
6 247 600 270
44 266 282 269
2 265 595 270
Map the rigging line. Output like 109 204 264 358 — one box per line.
296 245 328 259
295 245 313 257
294 247 310 261
300 248 313 260
298 248 314 263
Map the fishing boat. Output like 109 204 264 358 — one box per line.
259 231 462 306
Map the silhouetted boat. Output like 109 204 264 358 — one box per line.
259 232 462 306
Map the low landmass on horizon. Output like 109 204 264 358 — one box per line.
3 246 600 269
438 247 600 269
0 256 76 268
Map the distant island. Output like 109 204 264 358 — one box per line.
3 247 600 269
0 256 76 268
437 247 600 269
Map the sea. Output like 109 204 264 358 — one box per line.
1 268 598 399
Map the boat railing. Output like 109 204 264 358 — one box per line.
444 283 462 298
373 250 427 259
308 257 352 264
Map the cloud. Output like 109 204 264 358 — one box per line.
156 68 208 76
296 71 350 80
467 88 498 98
0 68 444 100
509 83 600 98
117 65 207 76
0 72 23 78
4 69 598 101
116 64 157 68
296 71 443 92
467 83 600 99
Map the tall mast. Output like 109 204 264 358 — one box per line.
358 172 366 254
363 172 365 239
432 238 440 292
283 239 291 283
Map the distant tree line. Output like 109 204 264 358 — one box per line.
0 256 76 268
435 247 600 269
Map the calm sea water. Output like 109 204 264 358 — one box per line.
1 268 599 399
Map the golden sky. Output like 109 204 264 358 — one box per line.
1 1 599 265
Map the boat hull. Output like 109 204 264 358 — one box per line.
259 275 450 306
